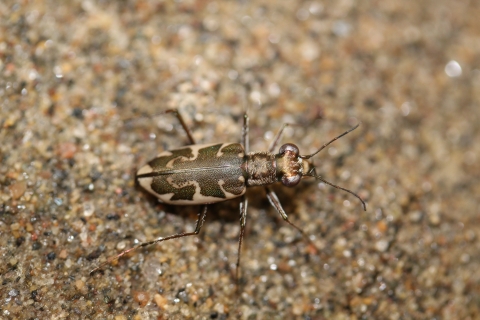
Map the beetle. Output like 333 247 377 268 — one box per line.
90 109 366 279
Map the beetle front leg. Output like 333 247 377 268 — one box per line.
268 123 296 152
165 109 196 145
90 205 208 274
264 186 316 249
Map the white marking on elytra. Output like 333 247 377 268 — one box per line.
166 176 196 189
137 171 247 205
169 177 246 204
218 179 247 199
137 164 155 196
155 150 173 158
162 143 231 168
216 144 228 158
166 157 184 168
217 143 245 158
158 179 246 205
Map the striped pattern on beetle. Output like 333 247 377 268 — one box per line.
90 109 366 281
137 143 246 204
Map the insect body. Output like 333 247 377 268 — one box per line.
91 109 366 278
136 141 314 203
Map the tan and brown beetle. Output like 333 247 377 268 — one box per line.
91 109 366 280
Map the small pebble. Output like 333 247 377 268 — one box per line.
9 289 20 297
9 181 27 200
375 240 389 252
154 293 168 310
83 201 95 217
75 279 85 290
59 249 68 259
133 291 150 307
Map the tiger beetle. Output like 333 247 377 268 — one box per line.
90 109 366 280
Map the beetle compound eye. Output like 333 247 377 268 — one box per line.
281 173 301 187
278 143 300 156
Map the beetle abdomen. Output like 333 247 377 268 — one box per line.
137 143 246 204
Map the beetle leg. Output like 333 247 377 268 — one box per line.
242 113 250 153
268 123 295 152
90 205 208 274
165 109 196 145
265 186 316 249
235 195 248 286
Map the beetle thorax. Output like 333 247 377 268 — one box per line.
244 152 277 186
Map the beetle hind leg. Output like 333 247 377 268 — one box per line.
90 205 208 274
165 109 196 145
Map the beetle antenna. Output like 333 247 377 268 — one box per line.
306 173 367 211
300 123 360 159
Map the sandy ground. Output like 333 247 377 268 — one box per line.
1 1 479 319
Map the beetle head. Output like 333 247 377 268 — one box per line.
274 123 366 211
275 143 304 187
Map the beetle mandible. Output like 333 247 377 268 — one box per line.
91 109 366 279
